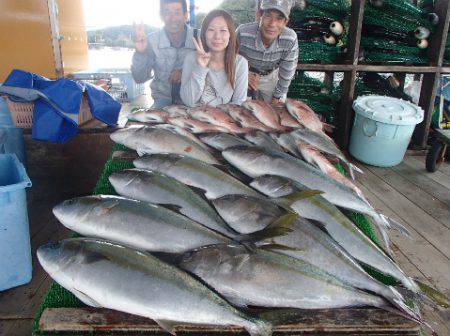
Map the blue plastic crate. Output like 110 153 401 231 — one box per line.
0 154 32 291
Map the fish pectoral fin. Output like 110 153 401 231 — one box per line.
259 243 302 252
71 288 102 308
225 295 249 308
136 145 150 157
307 218 329 233
92 200 119 216
162 204 184 214
154 319 178 335
235 217 294 244
275 190 323 210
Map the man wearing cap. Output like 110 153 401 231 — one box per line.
131 0 198 108
237 0 298 104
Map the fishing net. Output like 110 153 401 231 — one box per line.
299 41 343 63
360 37 422 55
364 4 433 33
300 0 351 16
368 0 425 19
33 144 395 334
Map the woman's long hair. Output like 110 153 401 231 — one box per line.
200 10 237 89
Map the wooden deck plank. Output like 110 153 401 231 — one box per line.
390 159 450 204
389 245 450 336
0 319 33 336
365 164 450 230
403 156 450 189
357 165 450 259
354 174 450 292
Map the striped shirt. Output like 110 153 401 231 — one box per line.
236 22 299 99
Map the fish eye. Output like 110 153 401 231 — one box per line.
182 252 193 262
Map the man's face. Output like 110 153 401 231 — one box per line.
161 2 188 35
259 9 288 43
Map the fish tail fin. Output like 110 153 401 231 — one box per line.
377 291 435 333
246 318 273 336
370 212 394 255
415 279 450 309
350 163 364 175
381 214 413 238
235 213 296 243
275 190 323 211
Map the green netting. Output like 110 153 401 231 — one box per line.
368 0 424 19
360 37 422 55
33 144 396 334
364 5 431 33
299 41 342 63
303 0 351 16
291 5 343 23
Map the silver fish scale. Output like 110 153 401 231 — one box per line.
37 238 265 333
109 169 235 238
134 154 262 200
180 244 386 310
53 196 229 253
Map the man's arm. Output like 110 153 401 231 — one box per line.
131 46 156 84
273 37 299 99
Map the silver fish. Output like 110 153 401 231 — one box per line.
134 154 262 200
245 131 284 152
222 146 409 252
250 175 420 293
37 238 272 336
53 195 230 253
199 133 252 151
109 169 235 237
271 133 301 157
180 244 395 311
110 126 218 164
211 195 282 234
153 124 209 150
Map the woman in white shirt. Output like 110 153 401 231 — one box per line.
180 10 249 107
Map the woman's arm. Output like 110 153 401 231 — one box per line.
231 56 249 105
180 52 210 107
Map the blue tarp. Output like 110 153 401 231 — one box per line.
0 69 121 143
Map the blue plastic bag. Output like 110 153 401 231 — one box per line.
0 69 121 144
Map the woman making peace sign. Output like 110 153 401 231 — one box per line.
180 10 249 107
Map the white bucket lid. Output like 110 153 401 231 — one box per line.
353 95 424 126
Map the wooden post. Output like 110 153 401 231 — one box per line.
337 0 365 149
412 0 450 148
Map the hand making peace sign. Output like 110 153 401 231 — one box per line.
192 37 211 69
134 23 148 53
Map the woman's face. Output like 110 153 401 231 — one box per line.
205 16 230 53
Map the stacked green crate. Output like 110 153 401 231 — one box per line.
361 0 438 64
288 71 340 124
289 0 350 63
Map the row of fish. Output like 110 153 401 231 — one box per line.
38 99 445 335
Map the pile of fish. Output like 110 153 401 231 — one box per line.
38 98 445 335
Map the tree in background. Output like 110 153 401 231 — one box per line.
196 0 256 29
